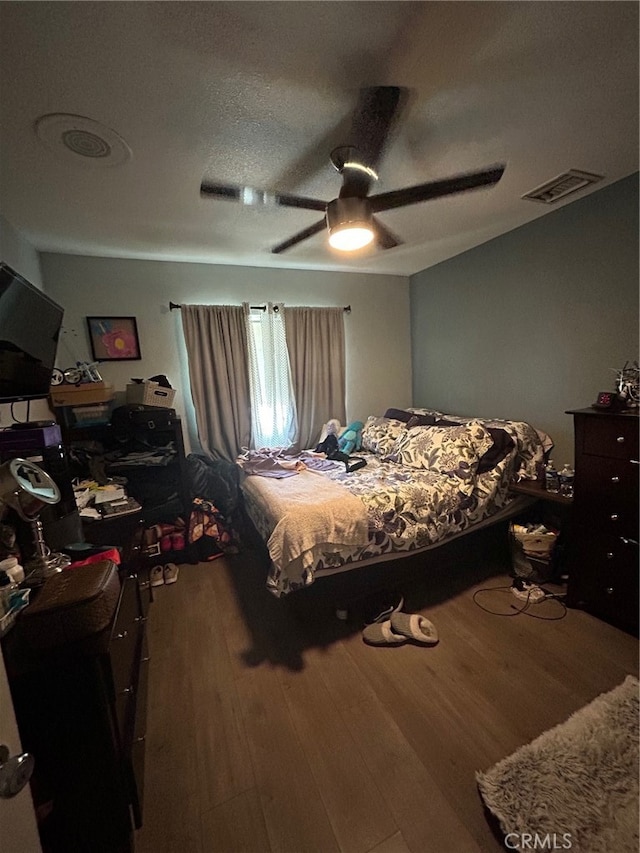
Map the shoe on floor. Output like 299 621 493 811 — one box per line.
366 594 405 625
150 565 164 587
163 562 179 585
362 620 407 646
390 612 439 646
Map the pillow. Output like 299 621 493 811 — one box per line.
384 408 437 426
476 428 515 474
390 420 494 494
361 416 407 456
435 419 515 474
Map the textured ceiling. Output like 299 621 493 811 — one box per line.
0 1 637 276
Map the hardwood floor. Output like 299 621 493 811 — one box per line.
135 528 638 853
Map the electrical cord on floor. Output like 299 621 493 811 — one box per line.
472 584 568 620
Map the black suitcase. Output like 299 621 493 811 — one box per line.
111 404 176 435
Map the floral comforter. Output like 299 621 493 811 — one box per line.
241 412 548 597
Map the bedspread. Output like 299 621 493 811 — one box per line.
241 409 548 597
242 468 369 589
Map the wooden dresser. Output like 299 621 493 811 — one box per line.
566 408 639 635
2 558 149 852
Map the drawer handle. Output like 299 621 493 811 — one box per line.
141 655 151 663
115 630 128 640
605 587 614 595
134 616 148 623
630 459 639 465
620 536 639 546
610 514 619 522
120 685 135 696
610 476 620 483
133 735 146 744
139 581 150 590
616 436 625 444
606 552 614 559
128 573 138 580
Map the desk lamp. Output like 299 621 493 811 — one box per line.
0 458 71 581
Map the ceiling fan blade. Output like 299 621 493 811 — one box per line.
337 86 406 198
275 192 328 212
351 86 404 172
372 216 403 250
369 165 506 213
200 181 327 212
271 218 327 254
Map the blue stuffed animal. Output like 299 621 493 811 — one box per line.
338 420 364 454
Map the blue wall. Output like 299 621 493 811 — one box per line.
410 174 639 464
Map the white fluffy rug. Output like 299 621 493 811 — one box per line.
476 675 639 853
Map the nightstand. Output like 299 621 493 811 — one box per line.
509 479 573 583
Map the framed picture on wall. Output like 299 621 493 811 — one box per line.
86 316 142 361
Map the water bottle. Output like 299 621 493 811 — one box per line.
544 459 560 493
559 463 575 498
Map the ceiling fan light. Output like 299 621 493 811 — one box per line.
328 225 374 251
326 196 374 252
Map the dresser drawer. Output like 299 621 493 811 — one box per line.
580 415 639 460
573 529 638 572
129 726 146 828
575 455 638 508
135 633 150 741
596 507 637 538
109 576 141 695
578 561 638 634
568 523 639 634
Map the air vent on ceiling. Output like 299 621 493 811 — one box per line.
522 170 603 204
34 113 132 167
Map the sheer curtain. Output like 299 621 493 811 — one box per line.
181 304 251 461
245 302 297 449
285 307 346 451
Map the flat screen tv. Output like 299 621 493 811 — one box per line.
0 262 64 402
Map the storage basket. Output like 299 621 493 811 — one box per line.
509 521 558 582
71 403 112 426
126 382 176 409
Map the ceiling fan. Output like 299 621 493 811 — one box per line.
200 86 505 254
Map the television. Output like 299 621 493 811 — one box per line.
0 262 64 402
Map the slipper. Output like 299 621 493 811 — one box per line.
390 612 439 646
362 619 407 646
163 562 179 585
150 565 164 587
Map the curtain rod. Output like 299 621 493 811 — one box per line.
169 301 351 313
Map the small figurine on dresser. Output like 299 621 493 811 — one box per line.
593 360 639 412
614 360 639 409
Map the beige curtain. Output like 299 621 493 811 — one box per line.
181 304 251 461
284 306 346 450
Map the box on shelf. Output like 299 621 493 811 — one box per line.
71 404 112 426
126 381 176 409
50 381 114 408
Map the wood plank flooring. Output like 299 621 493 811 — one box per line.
135 528 638 853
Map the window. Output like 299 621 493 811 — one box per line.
246 306 297 449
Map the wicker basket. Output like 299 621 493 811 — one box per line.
126 382 176 409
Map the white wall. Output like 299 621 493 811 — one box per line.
0 214 55 425
0 214 43 289
41 254 412 453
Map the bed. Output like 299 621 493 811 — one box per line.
238 407 551 597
